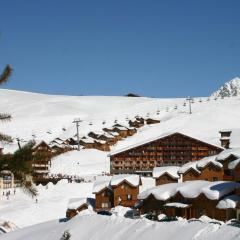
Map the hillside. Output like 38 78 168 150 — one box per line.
1 88 240 155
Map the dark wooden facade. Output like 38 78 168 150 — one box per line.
110 133 223 175
155 173 178 185
139 191 238 221
112 180 139 208
146 118 160 125
66 204 88 219
32 141 52 178
95 188 114 211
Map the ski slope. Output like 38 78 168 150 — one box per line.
1 88 240 154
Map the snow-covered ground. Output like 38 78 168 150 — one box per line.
0 177 155 229
1 213 240 240
50 149 109 177
1 88 240 238
1 88 240 155
0 181 93 228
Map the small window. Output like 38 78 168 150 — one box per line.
213 177 218 181
101 202 109 208
127 194 132 200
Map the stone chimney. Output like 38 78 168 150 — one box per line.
219 130 232 149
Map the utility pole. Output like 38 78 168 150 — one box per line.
186 97 193 114
73 118 81 151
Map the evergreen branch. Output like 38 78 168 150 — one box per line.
0 65 13 85
21 180 38 198
0 133 12 142
0 113 11 121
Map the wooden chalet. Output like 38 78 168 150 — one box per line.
66 198 95 219
178 156 224 182
32 140 52 178
88 131 118 146
228 159 240 182
103 128 123 141
94 140 110 152
137 181 240 221
0 170 15 189
153 166 180 185
215 149 240 181
110 174 141 208
145 118 160 125
129 118 145 128
110 132 223 175
92 176 113 211
79 137 95 149
92 175 141 210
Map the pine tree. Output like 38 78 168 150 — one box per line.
0 65 13 142
0 64 37 197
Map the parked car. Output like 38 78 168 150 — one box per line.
97 210 112 216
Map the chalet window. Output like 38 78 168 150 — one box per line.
213 177 218 181
127 194 132 200
101 202 109 208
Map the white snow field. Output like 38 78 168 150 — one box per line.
0 180 93 228
0 177 154 229
1 88 240 238
0 213 240 240
1 88 240 155
50 149 109 176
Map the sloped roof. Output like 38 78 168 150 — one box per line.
153 166 180 179
138 180 240 201
110 174 140 187
110 132 223 156
92 176 112 194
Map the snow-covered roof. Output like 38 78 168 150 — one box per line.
178 162 200 175
67 198 88 210
110 174 140 187
109 131 119 136
95 140 107 144
80 137 95 144
178 157 222 175
138 182 180 201
216 195 240 209
110 132 223 156
164 202 189 208
196 156 222 169
216 148 240 161
92 176 112 193
153 166 180 179
138 181 240 201
228 158 240 170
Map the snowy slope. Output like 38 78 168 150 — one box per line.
1 88 240 155
50 149 109 176
211 77 240 98
1 214 240 240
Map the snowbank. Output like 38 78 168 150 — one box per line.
1 214 240 240
217 195 240 209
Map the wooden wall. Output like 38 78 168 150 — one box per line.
113 181 139 208
110 133 222 174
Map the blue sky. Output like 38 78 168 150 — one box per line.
0 0 240 97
